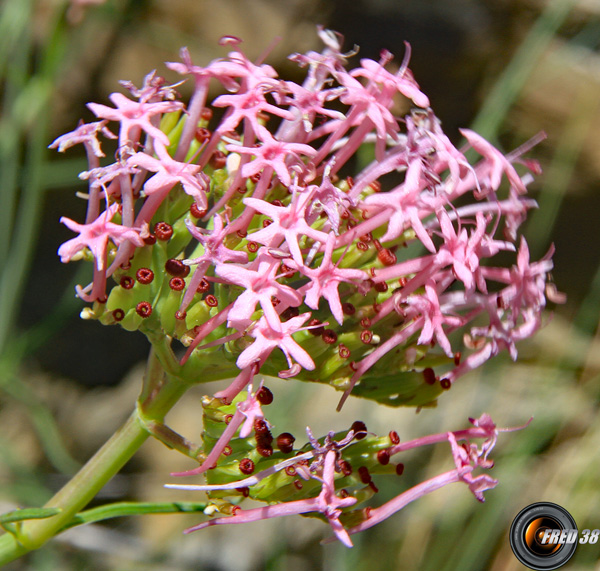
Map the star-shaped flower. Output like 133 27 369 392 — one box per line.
243 188 329 264
215 250 302 330
87 92 183 148
128 142 208 207
288 233 367 325
227 134 317 187
237 313 315 373
58 203 144 271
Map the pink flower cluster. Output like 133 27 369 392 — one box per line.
51 28 560 543
52 29 557 406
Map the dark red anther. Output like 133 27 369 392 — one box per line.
339 460 353 476
339 489 350 499
256 430 274 447
377 248 397 266
341 302 355 315
358 466 371 484
195 127 211 143
276 432 295 454
237 185 248 194
369 180 381 192
169 277 186 291
205 294 218 307
307 318 325 336
349 361 358 371
389 431 400 445
254 419 269 434
223 446 232 456
200 107 213 121
256 386 273 405
154 222 173 241
237 486 250 497
322 329 338 344
339 344 350 359
280 306 300 321
142 233 156 245
360 330 373 344
423 368 436 385
440 378 451 390
454 352 462 366
395 463 405 476
374 281 388 293
236 230 248 238
285 465 297 476
372 302 381 313
257 444 273 458
359 232 372 243
210 150 227 169
270 199 283 207
356 241 369 252
165 259 189 277
175 310 186 320
120 276 134 289
377 449 390 465
112 309 125 322
239 458 255 475
224 414 233 425
249 173 261 184
369 481 379 493
247 241 259 253
121 261 132 270
360 317 371 328
97 295 108 304
136 267 154 284
346 176 354 189
293 479 303 490
196 278 210 293
190 202 208 218
351 420 367 439
135 301 152 318
262 219 272 228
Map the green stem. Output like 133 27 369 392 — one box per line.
0 351 189 565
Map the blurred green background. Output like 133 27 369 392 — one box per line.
1 0 599 569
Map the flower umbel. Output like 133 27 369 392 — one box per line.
52 28 561 546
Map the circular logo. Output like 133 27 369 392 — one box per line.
510 502 578 570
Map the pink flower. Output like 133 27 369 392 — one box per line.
181 215 248 311
288 233 367 325
87 92 183 149
243 188 329 264
48 119 116 158
237 313 315 374
58 203 143 271
215 250 302 330
227 134 317 187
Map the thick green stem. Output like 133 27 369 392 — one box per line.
0 352 189 565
